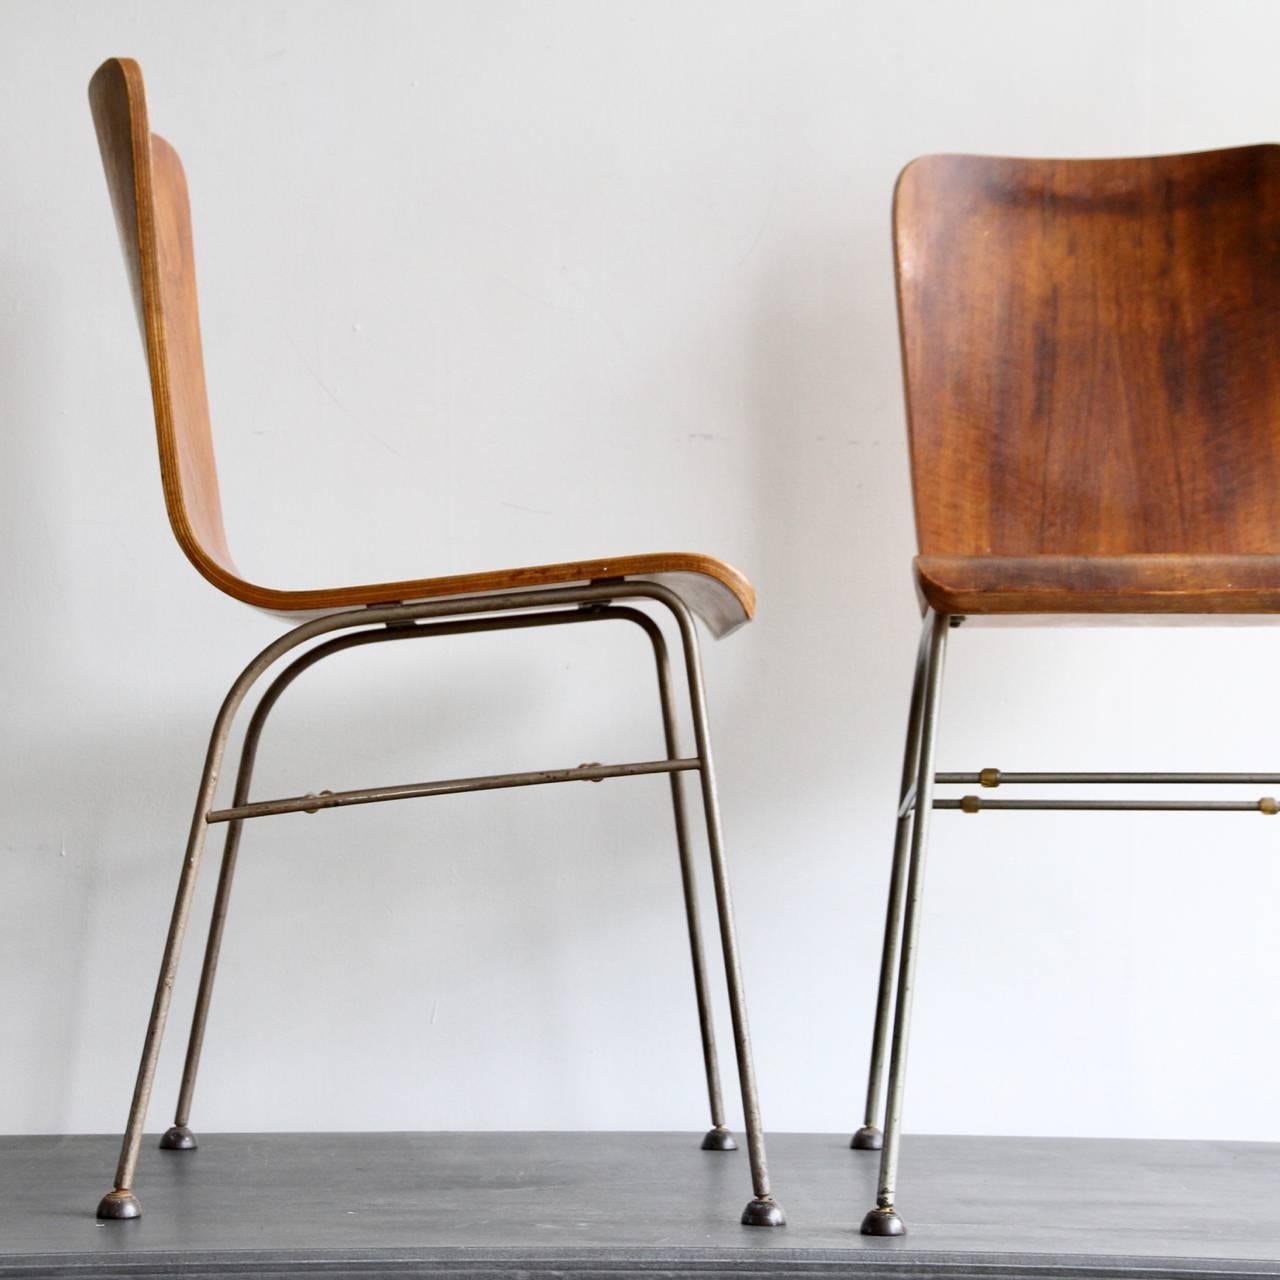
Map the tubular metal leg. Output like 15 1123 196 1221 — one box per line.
661 597 785 1227
163 627 417 1152
158 659 292 1152
852 620 933 1152
160 607 733 1155
94 689 246 1219
626 612 734 1151
860 610 949 1238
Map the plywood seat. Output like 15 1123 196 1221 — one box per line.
915 553 1280 615
197 551 754 636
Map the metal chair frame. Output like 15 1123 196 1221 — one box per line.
852 609 1279 1236
95 579 785 1228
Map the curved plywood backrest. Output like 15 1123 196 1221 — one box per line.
89 57 236 584
82 58 753 632
894 147 1280 558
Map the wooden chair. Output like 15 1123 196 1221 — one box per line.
852 147 1280 1236
87 57 784 1229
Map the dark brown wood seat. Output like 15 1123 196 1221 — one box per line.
915 553 1280 615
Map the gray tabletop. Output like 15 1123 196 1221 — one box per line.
3 1131 1278 1278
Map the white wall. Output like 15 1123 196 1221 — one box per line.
3 0 1279 1143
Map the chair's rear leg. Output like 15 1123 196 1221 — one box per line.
861 611 949 1238
852 620 933 1151
158 647 302 1151
630 611 734 1151
664 602 785 1227
157 817 246 1151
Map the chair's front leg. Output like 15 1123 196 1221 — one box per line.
657 592 785 1227
94 706 239 1218
860 610 950 1237
852 617 934 1151
622 610 733 1151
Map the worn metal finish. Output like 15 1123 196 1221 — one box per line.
911 768 1280 817
861 1204 907 1237
662 594 783 1226
157 1125 195 1151
852 619 933 1154
937 770 1280 785
860 610 949 1238
700 1126 738 1152
208 758 699 823
631 604 733 1144
740 1198 788 1228
94 581 779 1228
170 606 732 1150
939 797 1279 813
93 1189 140 1220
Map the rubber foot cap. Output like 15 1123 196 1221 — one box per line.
741 1197 786 1227
861 1206 905 1236
96 1190 141 1220
159 1124 197 1151
701 1126 738 1152
850 1125 884 1150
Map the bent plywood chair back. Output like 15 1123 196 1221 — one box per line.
88 57 754 631
895 148 1280 560
89 57 235 589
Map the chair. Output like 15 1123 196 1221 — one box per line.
851 147 1280 1236
86 56 784 1229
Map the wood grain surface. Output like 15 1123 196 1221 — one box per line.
895 148 1280 614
